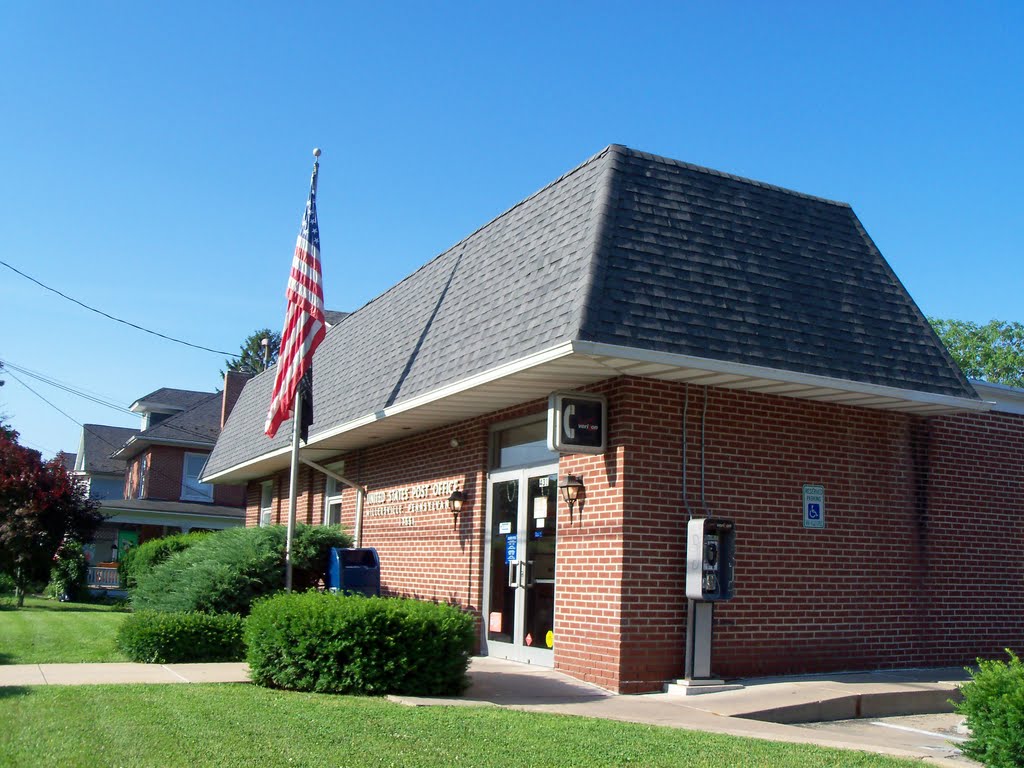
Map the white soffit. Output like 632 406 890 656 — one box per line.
206 340 989 484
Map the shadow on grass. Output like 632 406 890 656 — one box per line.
1 598 129 614
0 686 33 699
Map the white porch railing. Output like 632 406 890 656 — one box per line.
87 566 121 589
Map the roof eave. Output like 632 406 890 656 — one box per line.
113 435 215 459
204 340 987 486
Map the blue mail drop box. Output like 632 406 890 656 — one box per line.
327 547 380 596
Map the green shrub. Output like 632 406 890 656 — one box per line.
131 524 351 615
956 650 1024 767
119 531 209 590
116 610 246 663
46 540 88 601
0 571 15 596
246 591 474 696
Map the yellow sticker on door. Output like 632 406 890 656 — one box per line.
545 631 554 648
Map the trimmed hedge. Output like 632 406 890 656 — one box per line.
246 591 474 695
131 524 351 615
956 650 1024 767
119 531 208 590
116 610 246 663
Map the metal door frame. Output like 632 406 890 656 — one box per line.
481 462 558 666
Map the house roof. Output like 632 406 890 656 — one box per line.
76 425 138 475
115 392 223 459
129 387 213 414
971 380 1024 415
58 452 77 472
205 145 983 484
99 498 246 519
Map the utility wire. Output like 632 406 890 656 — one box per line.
0 259 234 356
3 359 223 445
6 370 217 496
2 360 136 417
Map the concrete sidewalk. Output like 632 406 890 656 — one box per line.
0 661 249 686
0 657 971 765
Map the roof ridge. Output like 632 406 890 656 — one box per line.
572 146 623 338
616 146 852 208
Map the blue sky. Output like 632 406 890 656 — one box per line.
1 1 1021 458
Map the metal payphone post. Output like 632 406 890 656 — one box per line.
677 517 741 694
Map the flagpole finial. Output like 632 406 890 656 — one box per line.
313 147 321 159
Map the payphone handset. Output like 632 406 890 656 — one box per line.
686 517 735 601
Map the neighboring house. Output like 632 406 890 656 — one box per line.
70 380 249 582
204 145 1022 693
72 424 138 501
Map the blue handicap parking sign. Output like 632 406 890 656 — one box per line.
807 503 821 520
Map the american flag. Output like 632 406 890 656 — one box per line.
264 159 326 439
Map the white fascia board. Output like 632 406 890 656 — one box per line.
305 340 579 444
202 341 578 484
129 401 188 414
571 340 991 413
113 436 214 458
970 381 1024 415
201 445 294 484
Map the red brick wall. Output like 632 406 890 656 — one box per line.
239 376 1024 693
919 411 1024 661
144 445 185 500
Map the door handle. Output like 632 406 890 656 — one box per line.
508 562 518 588
524 560 535 588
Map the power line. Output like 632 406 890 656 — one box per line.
2 358 224 445
2 360 136 417
0 259 234 356
6 369 216 495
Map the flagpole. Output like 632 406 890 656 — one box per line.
285 387 302 592
284 148 321 593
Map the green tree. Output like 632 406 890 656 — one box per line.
930 318 1024 388
223 328 281 376
0 427 103 606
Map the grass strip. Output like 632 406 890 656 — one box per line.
0 684 919 768
0 597 128 664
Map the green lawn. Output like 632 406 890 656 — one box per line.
0 684 919 768
0 597 128 664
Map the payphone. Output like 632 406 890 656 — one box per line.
686 517 735 601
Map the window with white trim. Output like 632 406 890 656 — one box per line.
323 460 345 526
260 481 274 527
137 454 148 499
181 453 214 502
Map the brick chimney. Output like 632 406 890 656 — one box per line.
222 371 255 428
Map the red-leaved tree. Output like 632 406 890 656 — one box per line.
0 426 103 607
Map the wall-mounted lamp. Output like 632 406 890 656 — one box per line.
448 488 467 526
558 475 585 520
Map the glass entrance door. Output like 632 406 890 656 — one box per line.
484 465 558 665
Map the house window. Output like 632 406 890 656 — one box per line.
323 460 345 526
260 481 273 527
181 453 214 502
137 455 148 499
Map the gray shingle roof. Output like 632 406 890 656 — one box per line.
117 392 223 459
205 145 977 479
79 425 138 474
131 387 213 412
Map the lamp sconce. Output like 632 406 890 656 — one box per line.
558 475 585 521
448 487 467 527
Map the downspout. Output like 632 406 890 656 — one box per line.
300 458 368 548
683 383 694 520
701 386 712 515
